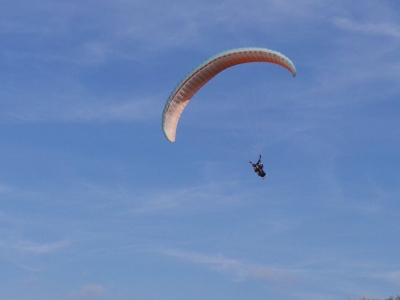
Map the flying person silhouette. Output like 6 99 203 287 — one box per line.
249 154 266 179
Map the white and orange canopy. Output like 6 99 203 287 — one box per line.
162 47 296 142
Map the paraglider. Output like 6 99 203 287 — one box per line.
162 47 296 180
162 47 296 142
249 154 266 179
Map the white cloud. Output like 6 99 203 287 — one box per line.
384 271 400 284
159 249 299 284
73 284 106 298
14 240 70 255
1 95 161 124
0 238 71 271
53 98 160 123
0 184 12 193
134 181 249 214
156 245 400 295
334 18 400 39
0 0 328 65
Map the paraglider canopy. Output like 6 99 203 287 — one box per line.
162 47 296 142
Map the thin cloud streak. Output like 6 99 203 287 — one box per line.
0 238 71 271
13 240 71 255
0 96 161 124
1 0 330 65
334 17 400 39
159 248 400 296
72 284 107 298
133 180 253 214
158 249 299 284
0 239 70 256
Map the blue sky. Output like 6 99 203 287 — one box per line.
1 0 400 299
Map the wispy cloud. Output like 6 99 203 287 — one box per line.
72 284 107 298
0 183 12 193
1 94 161 123
13 240 71 255
159 249 300 284
51 98 160 123
334 17 400 39
0 0 327 66
134 180 252 214
161 249 400 298
384 271 400 284
0 237 69 255
0 238 71 271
